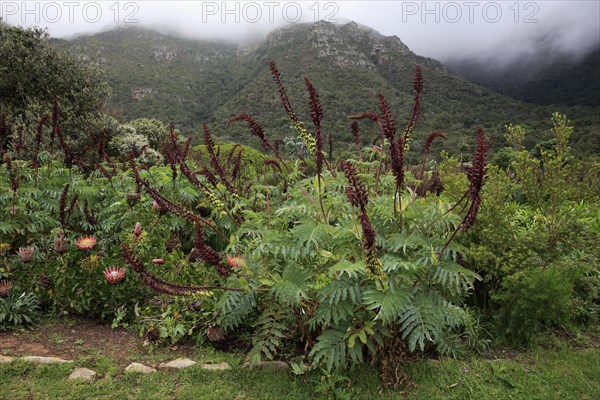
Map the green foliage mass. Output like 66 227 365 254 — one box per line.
0 23 111 152
0 157 231 321
444 114 600 344
212 147 479 372
0 291 39 329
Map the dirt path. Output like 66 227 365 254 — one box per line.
0 318 196 365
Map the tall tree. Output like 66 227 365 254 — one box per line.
0 22 111 154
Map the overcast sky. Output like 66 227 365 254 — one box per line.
1 1 599 62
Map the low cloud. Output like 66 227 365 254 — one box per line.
2 1 598 63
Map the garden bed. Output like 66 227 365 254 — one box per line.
0 318 197 365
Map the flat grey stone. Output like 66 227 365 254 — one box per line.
22 356 73 364
0 355 14 364
158 358 196 372
68 367 97 381
242 360 288 370
201 362 231 371
125 362 157 373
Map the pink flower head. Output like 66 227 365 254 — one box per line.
18 246 35 263
152 258 165 265
0 280 12 297
54 232 69 254
104 267 126 284
75 235 96 251
226 255 244 268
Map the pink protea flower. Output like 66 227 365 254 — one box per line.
152 200 160 210
226 255 244 268
104 267 126 284
54 232 69 254
18 246 35 263
152 258 165 265
75 235 96 251
0 280 12 298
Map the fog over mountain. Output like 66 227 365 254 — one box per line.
3 1 599 70
444 5 600 87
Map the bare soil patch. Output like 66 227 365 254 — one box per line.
0 318 196 366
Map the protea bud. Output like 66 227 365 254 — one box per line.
133 222 143 240
152 200 167 216
0 280 12 297
84 255 102 272
152 258 165 265
104 267 126 284
54 232 69 254
18 246 35 263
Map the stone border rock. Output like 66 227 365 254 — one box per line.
22 356 73 364
125 362 157 374
0 354 244 382
242 360 288 370
68 367 97 382
201 362 231 371
0 355 15 364
158 358 197 372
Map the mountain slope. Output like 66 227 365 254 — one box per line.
208 21 552 154
55 28 257 128
56 22 598 155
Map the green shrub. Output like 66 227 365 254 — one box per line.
0 291 40 329
493 267 573 344
450 115 600 344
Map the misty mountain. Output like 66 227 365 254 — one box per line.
55 21 599 155
446 46 600 108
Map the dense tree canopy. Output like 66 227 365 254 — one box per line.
0 22 111 152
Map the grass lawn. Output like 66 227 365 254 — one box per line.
1 320 599 399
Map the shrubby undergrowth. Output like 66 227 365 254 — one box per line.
0 58 598 392
446 114 600 344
